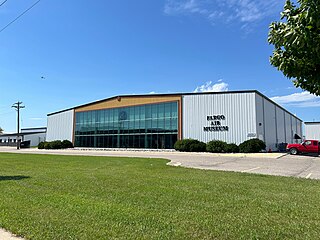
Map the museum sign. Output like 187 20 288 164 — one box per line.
203 115 229 132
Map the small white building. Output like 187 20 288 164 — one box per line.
305 122 320 140
0 127 47 147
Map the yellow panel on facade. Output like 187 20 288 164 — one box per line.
75 95 182 112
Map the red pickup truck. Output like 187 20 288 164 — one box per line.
287 140 320 155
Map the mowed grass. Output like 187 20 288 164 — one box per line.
0 153 320 239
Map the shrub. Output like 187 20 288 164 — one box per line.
189 141 207 152
239 138 266 153
174 139 191 152
49 140 62 149
61 140 74 149
206 140 227 153
44 142 52 149
174 139 206 152
42 140 73 150
225 143 239 153
38 141 46 149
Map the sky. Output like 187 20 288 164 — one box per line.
0 0 319 132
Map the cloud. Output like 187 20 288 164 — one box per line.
164 0 282 27
194 80 229 92
271 92 320 108
164 0 209 15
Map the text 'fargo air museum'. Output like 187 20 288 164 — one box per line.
46 91 302 151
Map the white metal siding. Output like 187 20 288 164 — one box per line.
258 97 302 149
182 93 256 145
291 116 297 141
305 123 320 140
276 106 286 144
284 112 292 143
24 133 46 147
46 109 74 141
255 94 264 141
263 100 277 150
297 120 303 139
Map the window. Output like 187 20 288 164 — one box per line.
305 141 311 145
74 101 179 149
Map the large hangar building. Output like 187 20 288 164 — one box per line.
46 91 302 151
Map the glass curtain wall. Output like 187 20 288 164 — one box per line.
74 101 178 149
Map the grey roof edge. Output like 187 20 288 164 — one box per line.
47 90 303 121
304 122 320 124
0 131 46 137
21 127 47 131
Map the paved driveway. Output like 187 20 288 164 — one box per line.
0 147 319 179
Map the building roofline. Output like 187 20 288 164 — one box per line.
0 131 46 137
47 90 302 121
47 90 256 116
254 91 303 122
47 107 75 116
304 122 320 124
21 127 47 131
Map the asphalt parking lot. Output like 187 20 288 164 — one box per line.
0 147 319 179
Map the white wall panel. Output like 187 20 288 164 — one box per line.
24 133 46 147
305 123 320 140
291 116 297 141
255 94 264 141
276 106 286 144
297 120 302 139
46 109 74 141
263 100 277 150
284 112 292 143
182 93 256 145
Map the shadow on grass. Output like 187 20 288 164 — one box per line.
0 176 30 181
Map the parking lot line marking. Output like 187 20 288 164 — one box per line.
306 173 312 179
241 167 261 173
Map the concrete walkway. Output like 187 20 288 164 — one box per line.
0 228 24 240
0 147 319 179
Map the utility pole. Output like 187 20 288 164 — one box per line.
12 101 25 149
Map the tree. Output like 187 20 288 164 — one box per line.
268 0 320 95
0 127 3 134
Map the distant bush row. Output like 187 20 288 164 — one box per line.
38 140 74 149
174 138 266 153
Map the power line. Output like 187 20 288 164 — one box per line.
0 0 8 7
0 0 42 34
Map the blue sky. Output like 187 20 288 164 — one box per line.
0 0 319 132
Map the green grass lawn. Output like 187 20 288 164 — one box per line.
0 153 320 239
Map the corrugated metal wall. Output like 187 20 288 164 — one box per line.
46 109 74 141
305 123 320 140
284 112 292 143
276 107 286 143
255 94 303 150
182 93 256 145
255 94 264 142
296 119 302 140
24 133 47 147
263 99 277 150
